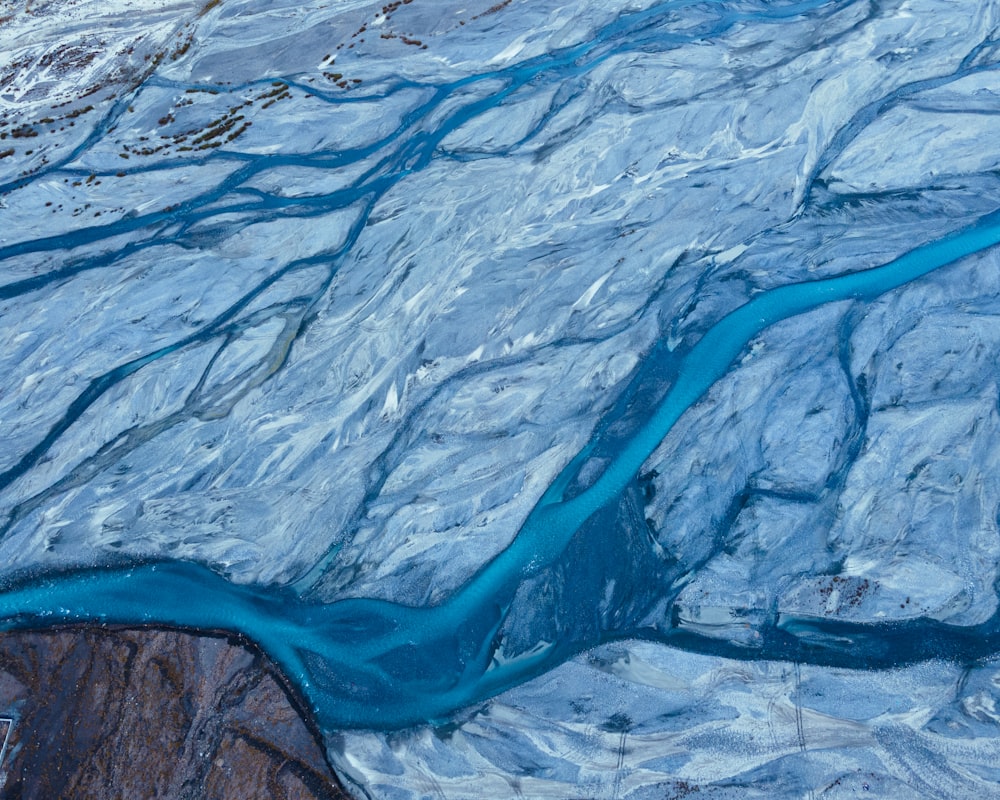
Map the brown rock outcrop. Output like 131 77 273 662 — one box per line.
0 626 354 800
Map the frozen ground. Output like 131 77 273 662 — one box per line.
3 0 1000 797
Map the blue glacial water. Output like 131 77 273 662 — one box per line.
4 0 1000 796
3 208 1000 733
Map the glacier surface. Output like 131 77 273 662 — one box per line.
3 0 1000 796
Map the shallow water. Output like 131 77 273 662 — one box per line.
3 0 1000 795
3 212 1000 731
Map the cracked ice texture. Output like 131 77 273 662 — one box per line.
3 0 1000 797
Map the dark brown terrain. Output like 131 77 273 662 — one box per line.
0 627 352 800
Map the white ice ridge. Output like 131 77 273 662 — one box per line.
2 0 1000 797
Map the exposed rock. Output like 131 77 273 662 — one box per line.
0 626 352 800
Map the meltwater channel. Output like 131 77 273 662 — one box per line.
2 210 1000 731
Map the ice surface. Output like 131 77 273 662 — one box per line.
3 0 1000 796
